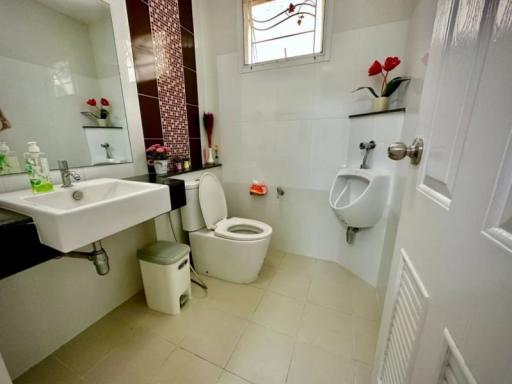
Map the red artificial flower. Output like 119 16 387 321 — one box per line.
156 147 165 153
383 56 401 71
100 98 110 107
368 60 382 76
86 98 96 106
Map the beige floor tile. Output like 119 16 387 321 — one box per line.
252 292 304 336
264 249 284 269
313 260 356 284
269 268 311 300
353 317 379 366
54 314 135 375
354 362 372 384
286 342 354 384
217 371 251 384
14 356 84 384
180 306 248 367
227 323 294 384
250 264 277 289
155 348 222 384
136 301 198 345
85 328 175 384
351 278 381 322
280 253 316 276
102 292 150 327
308 278 353 314
297 303 353 358
193 277 264 319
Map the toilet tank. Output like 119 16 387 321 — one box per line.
180 179 206 231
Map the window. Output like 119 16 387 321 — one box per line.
242 0 326 67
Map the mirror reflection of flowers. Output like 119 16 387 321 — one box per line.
85 98 111 119
145 144 170 164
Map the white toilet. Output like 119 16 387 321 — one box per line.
180 172 272 284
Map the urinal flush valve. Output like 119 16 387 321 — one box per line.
359 141 376 169
346 226 359 244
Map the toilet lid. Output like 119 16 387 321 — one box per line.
198 172 228 229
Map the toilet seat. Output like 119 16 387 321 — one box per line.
198 173 228 230
198 173 272 241
215 217 272 241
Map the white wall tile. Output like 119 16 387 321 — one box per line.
347 113 404 173
310 118 350 191
275 65 315 121
196 1 412 284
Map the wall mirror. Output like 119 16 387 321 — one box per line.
0 0 132 175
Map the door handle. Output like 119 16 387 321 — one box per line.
388 138 424 165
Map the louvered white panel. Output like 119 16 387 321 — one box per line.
438 329 477 384
379 249 429 384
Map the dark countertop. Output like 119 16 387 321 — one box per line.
125 163 222 184
0 208 32 228
125 164 221 211
0 208 60 280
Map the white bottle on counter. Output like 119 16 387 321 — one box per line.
0 141 21 174
24 141 53 193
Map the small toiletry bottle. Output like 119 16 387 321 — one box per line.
24 141 53 193
0 142 21 174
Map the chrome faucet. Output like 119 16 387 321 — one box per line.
359 141 376 169
101 142 113 159
57 160 80 188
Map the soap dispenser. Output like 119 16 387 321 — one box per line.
24 141 53 193
0 141 21 174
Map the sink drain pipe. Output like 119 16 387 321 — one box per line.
59 241 110 275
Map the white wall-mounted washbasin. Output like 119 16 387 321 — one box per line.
0 178 170 252
329 168 389 228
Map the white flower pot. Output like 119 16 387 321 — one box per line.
372 96 390 112
206 148 215 164
96 118 109 127
153 159 168 175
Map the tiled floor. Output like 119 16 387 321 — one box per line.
15 251 381 384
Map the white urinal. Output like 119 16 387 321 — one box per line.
329 168 389 229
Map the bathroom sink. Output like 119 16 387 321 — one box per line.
0 178 171 253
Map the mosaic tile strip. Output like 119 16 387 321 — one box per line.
148 0 190 157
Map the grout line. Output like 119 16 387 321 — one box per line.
49 355 84 381
223 367 258 384
180 25 194 36
284 338 298 384
176 346 225 369
138 93 159 100
222 320 250 370
183 64 196 73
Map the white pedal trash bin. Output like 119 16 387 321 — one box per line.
137 241 191 315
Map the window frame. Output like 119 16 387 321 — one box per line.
238 0 333 73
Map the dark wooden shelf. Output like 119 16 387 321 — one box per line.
82 126 123 129
349 107 406 119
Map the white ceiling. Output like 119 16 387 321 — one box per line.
36 0 110 24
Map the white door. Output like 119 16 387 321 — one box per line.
373 1 512 383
